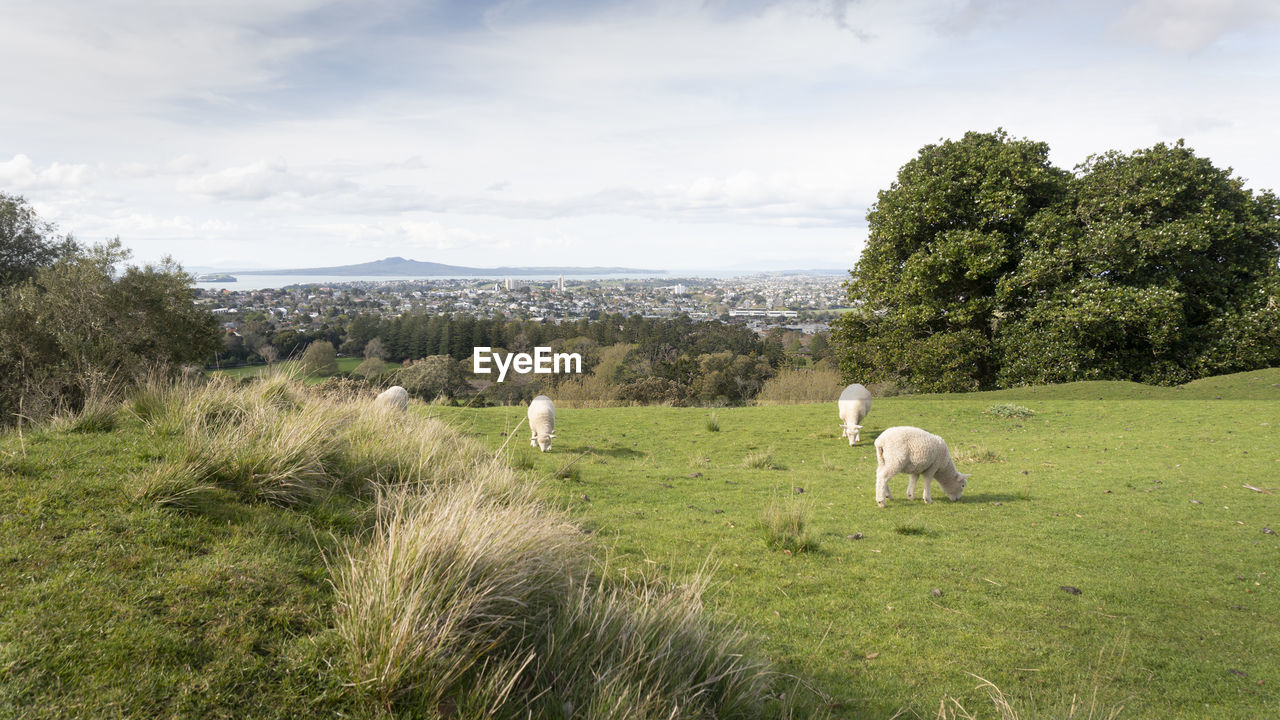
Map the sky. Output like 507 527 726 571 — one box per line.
2 0 1278 272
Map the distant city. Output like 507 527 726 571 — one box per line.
195 274 850 337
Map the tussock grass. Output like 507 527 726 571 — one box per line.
742 447 777 470
755 366 845 405
46 390 121 433
706 412 721 432
759 497 818 553
952 443 1002 464
139 374 493 507
333 472 780 717
984 403 1036 419
115 375 790 717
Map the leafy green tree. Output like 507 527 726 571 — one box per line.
0 239 220 421
298 341 339 377
996 141 1280 385
832 129 1070 392
834 131 1280 390
352 356 387 379
397 355 470 400
690 351 775 405
1 192 79 287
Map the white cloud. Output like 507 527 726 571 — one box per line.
1112 0 1280 52
0 154 90 190
178 160 354 200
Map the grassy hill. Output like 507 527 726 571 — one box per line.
2 369 1277 719
437 368 1280 719
212 357 402 381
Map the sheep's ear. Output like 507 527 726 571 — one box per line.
549 433 557 438
853 424 862 430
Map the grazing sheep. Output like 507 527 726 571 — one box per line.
528 395 556 452
837 383 872 445
373 385 408 412
873 426 969 508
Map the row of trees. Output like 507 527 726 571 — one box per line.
1 193 222 422
834 132 1280 392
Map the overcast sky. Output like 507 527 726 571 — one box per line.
2 0 1278 272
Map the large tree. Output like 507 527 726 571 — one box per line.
834 133 1280 391
1 192 79 287
0 239 222 421
996 141 1280 386
833 130 1070 392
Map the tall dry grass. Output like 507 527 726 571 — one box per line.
136 371 504 507
123 373 790 718
755 367 846 405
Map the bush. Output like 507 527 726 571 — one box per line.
396 355 470 401
352 356 386 379
755 366 845 405
615 376 692 406
0 239 220 425
297 341 339 377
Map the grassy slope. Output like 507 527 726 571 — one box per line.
439 368 1280 719
0 427 364 719
213 357 401 381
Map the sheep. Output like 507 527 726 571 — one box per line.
373 385 408 412
873 426 969 508
837 383 872 445
527 395 556 452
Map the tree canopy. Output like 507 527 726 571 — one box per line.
834 132 1280 391
1 192 79 287
0 239 222 421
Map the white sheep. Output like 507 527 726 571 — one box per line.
527 395 556 452
873 426 969 508
373 385 408 412
837 383 872 445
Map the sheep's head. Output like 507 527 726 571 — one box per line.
942 473 969 501
535 432 555 452
840 423 863 444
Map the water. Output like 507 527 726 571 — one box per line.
192 272 675 292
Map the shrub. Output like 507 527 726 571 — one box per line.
297 341 339 377
352 356 386 379
0 239 220 426
615 377 693 406
755 366 845 405
397 355 471 401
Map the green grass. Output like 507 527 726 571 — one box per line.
0 378 794 719
0 424 361 719
437 367 1280 719
212 357 401 382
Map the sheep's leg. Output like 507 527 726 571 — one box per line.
906 474 918 500
922 476 933 504
876 472 891 508
530 427 538 447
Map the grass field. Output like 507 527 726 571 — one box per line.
212 357 401 381
1 369 1277 718
435 368 1280 718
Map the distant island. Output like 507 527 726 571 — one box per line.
235 257 665 277
197 273 238 282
